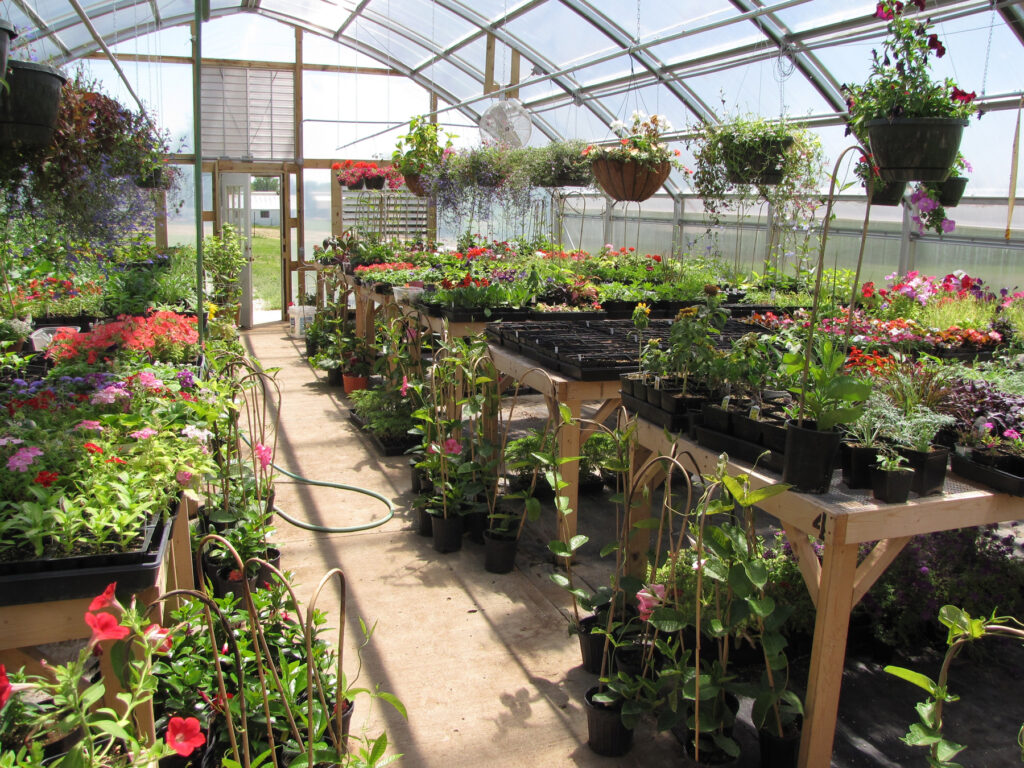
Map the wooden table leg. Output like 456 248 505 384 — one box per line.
626 443 655 579
798 515 857 768
556 400 582 544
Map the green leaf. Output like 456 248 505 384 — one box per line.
550 573 570 588
91 720 133 743
631 518 664 530
741 483 791 507
648 607 688 633
885 665 938 696
568 535 588 553
744 560 768 590
727 564 753 597
378 692 407 718
933 739 966 763
525 497 541 520
599 542 620 557
747 596 776 618
903 722 942 747
548 541 571 558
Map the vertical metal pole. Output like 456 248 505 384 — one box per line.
602 197 614 246
898 202 912 275
192 10 205 344
671 196 683 258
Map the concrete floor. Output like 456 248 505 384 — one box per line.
241 321 1024 768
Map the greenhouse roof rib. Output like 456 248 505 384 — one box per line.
7 0 1024 146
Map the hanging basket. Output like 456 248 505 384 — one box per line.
935 176 967 207
590 158 669 202
865 117 967 182
364 175 386 191
0 19 17 80
404 173 428 197
724 136 793 186
864 179 907 206
0 60 67 148
134 167 172 189
345 179 365 190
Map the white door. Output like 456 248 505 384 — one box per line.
219 173 253 328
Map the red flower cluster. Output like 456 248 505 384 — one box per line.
353 262 416 273
440 272 489 289
33 470 58 487
48 312 199 365
16 276 81 303
951 87 976 103
845 346 896 372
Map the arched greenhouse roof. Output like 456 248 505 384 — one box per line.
12 0 1024 129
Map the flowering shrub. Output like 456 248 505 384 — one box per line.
582 111 683 170
48 312 199 365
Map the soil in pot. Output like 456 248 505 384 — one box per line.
783 420 840 494
871 467 913 504
483 529 517 574
899 446 949 496
430 514 464 553
583 686 633 757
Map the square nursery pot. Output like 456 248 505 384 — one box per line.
701 403 731 434
760 419 788 454
871 468 913 504
842 443 879 490
730 411 762 444
783 421 841 494
899 446 949 496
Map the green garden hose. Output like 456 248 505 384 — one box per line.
239 433 395 532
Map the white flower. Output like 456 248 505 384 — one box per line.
609 119 626 131
182 425 213 443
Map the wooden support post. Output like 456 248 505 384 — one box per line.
626 443 655 579
484 33 497 94
154 189 168 250
556 400 582 543
508 50 521 99
798 515 858 768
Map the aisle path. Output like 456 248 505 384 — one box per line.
241 323 686 768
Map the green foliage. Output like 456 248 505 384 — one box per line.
391 115 455 177
204 224 245 317
782 340 872 430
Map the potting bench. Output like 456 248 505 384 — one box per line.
630 417 1024 768
486 344 622 543
0 493 198 743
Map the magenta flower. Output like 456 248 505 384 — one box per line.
76 420 103 432
443 438 463 455
0 437 24 447
255 442 273 470
941 218 955 233
7 445 43 472
130 428 158 440
136 371 163 389
1004 429 1021 441
636 584 666 621
176 469 194 487
400 375 409 397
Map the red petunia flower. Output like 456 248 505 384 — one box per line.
84 443 103 454
145 623 173 654
0 664 11 711
166 716 206 757
88 583 118 612
84 610 129 644
951 87 976 103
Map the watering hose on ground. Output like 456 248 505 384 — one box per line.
239 432 395 533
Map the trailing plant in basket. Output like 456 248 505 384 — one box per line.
841 0 978 135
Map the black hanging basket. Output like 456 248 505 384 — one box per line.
865 117 967 182
135 166 172 189
935 176 967 207
0 60 67 147
364 175 386 190
0 19 17 79
724 136 794 186
865 179 907 206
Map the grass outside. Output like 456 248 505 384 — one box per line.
251 225 282 310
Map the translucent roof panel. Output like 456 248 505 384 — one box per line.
647 20 764 70
586 0 739 40
364 0 477 52
772 0 875 34
685 56 834 119
344 17 433 69
503 1 619 69
260 0 356 35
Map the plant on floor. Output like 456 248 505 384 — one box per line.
884 605 1024 767
2 583 207 767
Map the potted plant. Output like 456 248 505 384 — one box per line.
584 111 681 202
391 115 454 196
854 151 906 206
0 59 66 147
842 0 978 181
841 391 903 489
890 404 956 496
340 334 374 393
782 340 872 493
930 153 970 206
871 449 914 503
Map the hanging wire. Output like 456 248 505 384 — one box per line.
981 4 996 96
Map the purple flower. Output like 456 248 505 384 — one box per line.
941 218 955 233
176 370 195 389
7 445 43 472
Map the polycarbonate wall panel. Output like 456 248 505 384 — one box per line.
200 14 296 63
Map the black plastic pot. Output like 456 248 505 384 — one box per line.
701 403 731 433
326 367 343 387
619 372 640 397
645 380 663 406
758 718 802 768
761 420 788 453
213 565 258 600
464 509 487 544
783 420 841 494
865 179 907 206
578 614 609 674
865 117 968 182
415 506 433 537
871 468 913 504
724 136 793 186
899 446 949 496
731 412 762 444
431 514 464 553
583 686 633 757
257 547 282 584
483 530 517 574
842 443 878 490
364 175 386 190
935 176 967 206
305 336 319 358
0 60 67 147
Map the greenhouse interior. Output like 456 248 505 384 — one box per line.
3 0 1024 766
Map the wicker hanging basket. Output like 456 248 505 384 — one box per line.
590 158 670 202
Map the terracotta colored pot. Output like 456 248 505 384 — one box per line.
590 158 669 202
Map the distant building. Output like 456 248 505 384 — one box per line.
251 192 281 227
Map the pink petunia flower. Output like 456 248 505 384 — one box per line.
130 428 158 440
255 443 273 470
7 445 43 472
443 438 463 455
636 584 666 621
76 420 104 432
